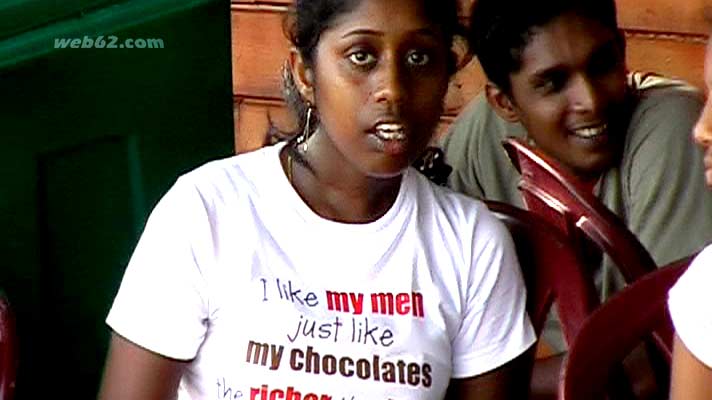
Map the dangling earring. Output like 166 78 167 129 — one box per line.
296 103 315 153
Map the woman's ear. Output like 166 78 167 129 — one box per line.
485 82 520 123
289 48 315 103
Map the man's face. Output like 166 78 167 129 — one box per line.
505 13 628 180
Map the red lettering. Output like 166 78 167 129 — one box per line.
370 293 395 315
251 385 329 400
371 292 424 318
250 385 268 400
412 292 424 318
285 387 301 400
396 293 410 315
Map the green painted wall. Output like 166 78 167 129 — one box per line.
1 1 234 398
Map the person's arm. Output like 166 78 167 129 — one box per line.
447 205 537 399
528 353 565 400
670 334 712 400
446 346 534 400
98 332 189 400
100 177 211 399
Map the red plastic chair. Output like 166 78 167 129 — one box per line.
485 200 600 344
0 292 17 400
502 137 658 283
501 138 691 397
413 147 600 340
560 255 694 400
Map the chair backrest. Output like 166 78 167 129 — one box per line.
0 292 17 400
502 137 658 283
484 200 600 344
560 255 694 400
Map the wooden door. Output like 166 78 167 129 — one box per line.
1 1 233 398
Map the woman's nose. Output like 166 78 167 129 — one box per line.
373 59 404 106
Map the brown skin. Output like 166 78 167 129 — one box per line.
98 333 187 400
527 354 564 400
98 0 533 398
670 335 712 400
446 346 535 400
285 0 450 223
486 12 628 183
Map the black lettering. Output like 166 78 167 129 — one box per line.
422 363 433 388
407 363 421 386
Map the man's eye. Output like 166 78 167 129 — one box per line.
536 80 556 93
348 51 375 66
534 75 565 94
406 50 430 66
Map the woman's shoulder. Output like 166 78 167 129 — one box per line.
410 169 505 233
146 144 286 219
411 168 481 206
678 245 712 286
186 143 281 178
178 143 283 193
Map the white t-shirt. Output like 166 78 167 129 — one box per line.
107 143 535 400
668 244 712 368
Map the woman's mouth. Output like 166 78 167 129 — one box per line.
369 122 409 156
374 123 406 141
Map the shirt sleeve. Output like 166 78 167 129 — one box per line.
668 245 712 368
451 205 536 378
106 176 212 360
623 88 712 265
440 94 528 207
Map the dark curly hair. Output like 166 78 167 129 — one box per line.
470 0 621 94
267 0 466 147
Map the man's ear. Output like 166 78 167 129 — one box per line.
485 82 520 123
616 28 627 65
616 28 627 53
289 48 315 103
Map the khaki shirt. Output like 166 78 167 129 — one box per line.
441 73 712 350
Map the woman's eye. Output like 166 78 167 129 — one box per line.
348 51 375 66
406 50 430 66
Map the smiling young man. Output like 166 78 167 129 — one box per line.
442 0 712 397
443 0 712 294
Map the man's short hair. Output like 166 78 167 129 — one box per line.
470 0 620 94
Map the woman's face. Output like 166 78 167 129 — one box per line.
694 39 712 187
298 0 450 179
504 13 628 181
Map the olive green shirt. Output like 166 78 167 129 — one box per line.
442 74 712 348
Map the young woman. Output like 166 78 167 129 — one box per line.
668 36 712 400
97 0 535 399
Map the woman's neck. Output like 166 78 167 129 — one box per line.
281 146 402 224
